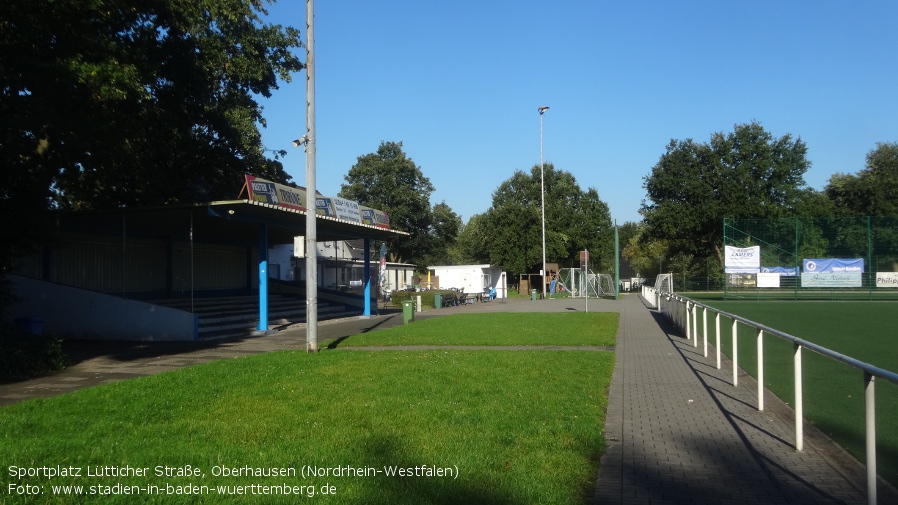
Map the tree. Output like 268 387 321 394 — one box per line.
0 0 302 305
340 141 460 269
480 164 613 274
825 142 898 216
450 213 491 265
425 202 463 266
640 122 812 274
1 0 301 208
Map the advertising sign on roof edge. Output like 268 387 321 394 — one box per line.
245 174 307 211
244 175 390 229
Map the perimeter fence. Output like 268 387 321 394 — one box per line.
722 217 898 300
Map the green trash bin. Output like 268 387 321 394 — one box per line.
402 300 415 324
433 293 442 309
530 289 538 301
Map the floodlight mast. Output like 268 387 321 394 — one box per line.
539 106 549 301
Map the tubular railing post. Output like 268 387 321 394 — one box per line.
794 343 803 451
732 319 739 387
692 303 698 348
715 312 721 369
685 301 691 342
702 307 708 357
865 372 877 505
757 328 765 411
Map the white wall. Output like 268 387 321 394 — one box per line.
428 265 507 296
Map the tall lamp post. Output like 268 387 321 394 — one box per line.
291 1 319 351
305 0 318 352
538 105 549 301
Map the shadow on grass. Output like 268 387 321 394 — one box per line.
326 315 402 349
351 434 520 505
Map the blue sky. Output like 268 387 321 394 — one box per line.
257 1 898 225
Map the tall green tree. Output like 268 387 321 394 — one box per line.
825 142 898 216
340 141 460 268
640 122 812 273
0 0 301 301
1 0 301 208
425 202 463 266
481 164 613 274
450 213 491 265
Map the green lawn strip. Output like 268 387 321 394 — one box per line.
687 299 898 488
339 312 618 347
1 349 613 505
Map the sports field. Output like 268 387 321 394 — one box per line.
684 294 898 488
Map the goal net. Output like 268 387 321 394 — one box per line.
654 273 673 294
556 269 616 297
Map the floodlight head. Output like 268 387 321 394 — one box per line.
538 106 549 114
292 134 309 147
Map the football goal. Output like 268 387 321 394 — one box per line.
655 273 674 294
556 268 616 298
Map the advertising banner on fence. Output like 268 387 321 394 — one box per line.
802 258 865 273
727 273 757 287
801 273 863 288
724 246 760 273
760 266 798 276
757 272 781 288
876 272 898 288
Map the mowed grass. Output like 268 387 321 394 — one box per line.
684 296 898 487
338 312 619 347
0 314 617 504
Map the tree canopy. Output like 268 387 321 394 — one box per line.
459 164 613 274
339 141 460 268
0 0 301 284
825 142 898 217
639 122 812 276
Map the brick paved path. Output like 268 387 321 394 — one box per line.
593 295 882 504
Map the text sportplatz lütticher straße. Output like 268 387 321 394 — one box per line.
7 463 459 498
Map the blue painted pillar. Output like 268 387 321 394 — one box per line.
363 238 372 316
257 223 269 331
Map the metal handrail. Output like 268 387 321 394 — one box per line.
641 286 898 505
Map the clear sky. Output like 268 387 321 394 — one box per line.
256 0 898 225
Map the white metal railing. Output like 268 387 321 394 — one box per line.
641 287 898 505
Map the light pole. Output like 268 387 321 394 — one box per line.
305 0 318 352
538 105 549 301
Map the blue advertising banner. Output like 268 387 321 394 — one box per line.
760 266 798 276
802 258 864 274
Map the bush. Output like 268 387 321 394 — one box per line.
0 321 67 382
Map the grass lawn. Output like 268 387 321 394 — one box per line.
682 296 898 487
0 314 617 504
338 313 618 347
